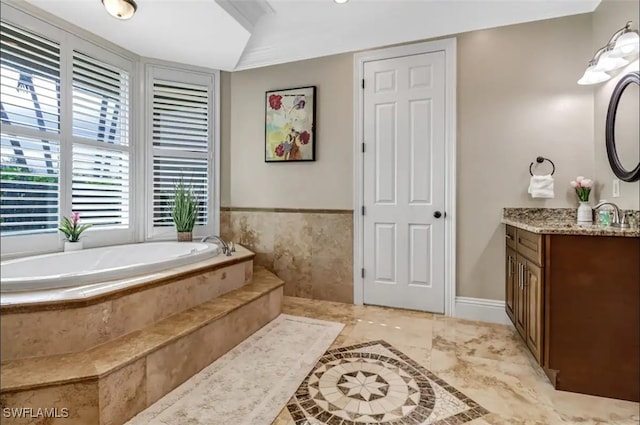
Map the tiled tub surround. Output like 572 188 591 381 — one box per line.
1 246 254 361
221 207 354 303
502 207 640 237
1 268 284 425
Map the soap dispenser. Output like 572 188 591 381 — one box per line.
596 200 614 227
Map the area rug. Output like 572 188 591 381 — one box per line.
126 314 344 425
287 340 490 425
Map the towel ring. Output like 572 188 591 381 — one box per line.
529 156 555 176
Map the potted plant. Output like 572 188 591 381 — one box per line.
172 178 199 242
59 212 92 251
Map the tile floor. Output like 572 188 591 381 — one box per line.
271 297 640 425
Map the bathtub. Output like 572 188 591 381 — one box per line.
0 242 221 293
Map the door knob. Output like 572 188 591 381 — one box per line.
433 211 442 218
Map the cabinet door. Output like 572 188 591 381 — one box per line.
525 260 543 362
514 256 527 340
505 247 516 323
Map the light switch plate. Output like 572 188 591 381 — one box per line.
612 179 620 198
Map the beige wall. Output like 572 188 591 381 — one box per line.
592 0 640 210
224 54 353 209
220 71 232 207
456 14 594 299
223 13 600 301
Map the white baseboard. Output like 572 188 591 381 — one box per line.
454 296 512 325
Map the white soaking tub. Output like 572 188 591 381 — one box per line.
0 242 221 292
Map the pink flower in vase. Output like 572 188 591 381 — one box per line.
570 176 593 202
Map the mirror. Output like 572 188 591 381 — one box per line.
606 71 640 182
616 82 639 172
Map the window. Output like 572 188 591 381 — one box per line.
1 11 134 254
148 68 215 238
0 22 61 237
0 5 219 255
72 51 130 228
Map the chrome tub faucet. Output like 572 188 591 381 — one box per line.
201 235 234 256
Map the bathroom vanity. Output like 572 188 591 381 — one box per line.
502 208 639 402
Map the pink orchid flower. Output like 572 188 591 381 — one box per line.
72 212 80 225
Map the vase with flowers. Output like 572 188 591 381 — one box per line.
570 176 593 224
59 212 92 251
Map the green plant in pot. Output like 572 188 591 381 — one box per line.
172 178 199 242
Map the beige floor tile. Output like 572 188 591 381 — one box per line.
274 296 639 425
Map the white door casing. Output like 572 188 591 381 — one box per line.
353 39 456 315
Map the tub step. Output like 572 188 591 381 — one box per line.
0 267 284 425
1 247 255 362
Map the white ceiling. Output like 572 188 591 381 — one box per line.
23 0 600 72
24 0 251 71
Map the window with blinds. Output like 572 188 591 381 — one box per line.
0 23 61 236
72 51 130 228
152 80 210 230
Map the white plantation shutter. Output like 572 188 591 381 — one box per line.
72 52 129 145
0 23 61 133
72 145 129 225
0 134 59 235
72 51 130 228
153 156 208 226
151 77 212 231
0 23 61 236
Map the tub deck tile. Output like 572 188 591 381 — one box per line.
0 267 283 392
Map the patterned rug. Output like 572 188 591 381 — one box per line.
287 340 489 425
126 315 344 425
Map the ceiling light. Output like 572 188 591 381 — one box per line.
334 0 349 4
577 64 612 85
102 0 137 20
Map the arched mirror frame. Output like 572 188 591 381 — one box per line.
605 71 640 182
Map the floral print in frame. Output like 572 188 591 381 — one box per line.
265 86 316 162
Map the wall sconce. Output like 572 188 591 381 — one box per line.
101 0 138 20
578 21 640 85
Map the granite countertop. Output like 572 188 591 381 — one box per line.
502 208 640 237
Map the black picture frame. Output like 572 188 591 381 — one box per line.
264 85 316 162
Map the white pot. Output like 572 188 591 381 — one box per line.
577 202 592 224
64 240 84 252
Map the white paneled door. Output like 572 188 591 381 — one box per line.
362 51 446 313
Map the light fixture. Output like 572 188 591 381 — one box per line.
579 21 639 85
101 0 137 20
610 30 640 58
577 63 612 85
592 47 629 72
334 0 349 3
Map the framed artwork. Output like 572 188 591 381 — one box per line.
265 86 316 162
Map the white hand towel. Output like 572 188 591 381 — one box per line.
528 174 555 198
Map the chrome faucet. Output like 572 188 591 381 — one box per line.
593 201 630 228
201 235 234 256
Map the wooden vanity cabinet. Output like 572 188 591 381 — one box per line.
505 228 543 363
504 224 640 402
523 258 543 362
504 247 516 322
